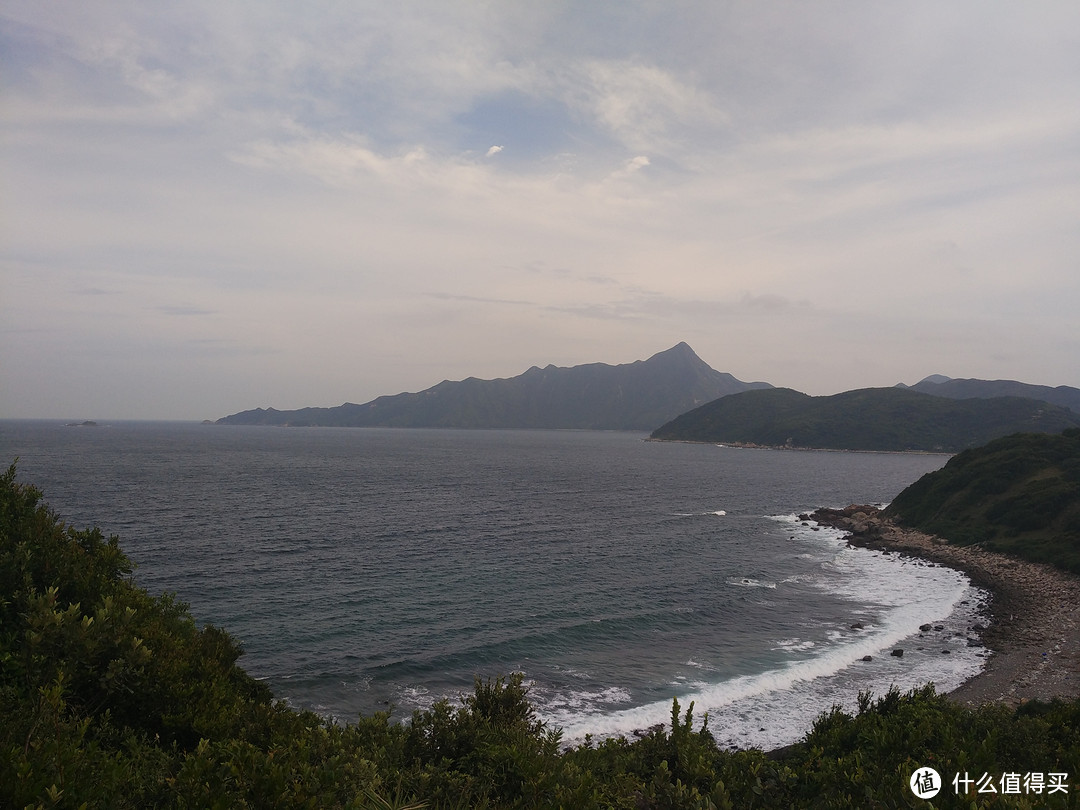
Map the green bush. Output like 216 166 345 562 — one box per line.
3 462 1080 808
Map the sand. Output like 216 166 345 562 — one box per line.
811 506 1080 707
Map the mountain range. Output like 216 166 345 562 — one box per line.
217 343 771 431
218 345 1080 447
648 387 1080 452
899 375 1080 414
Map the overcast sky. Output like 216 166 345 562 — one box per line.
3 2 1079 420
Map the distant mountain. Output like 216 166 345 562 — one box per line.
217 343 772 431
885 428 1080 573
912 374 953 386
898 376 1080 414
649 387 1080 452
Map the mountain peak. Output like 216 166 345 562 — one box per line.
218 344 771 430
646 342 705 365
653 341 695 356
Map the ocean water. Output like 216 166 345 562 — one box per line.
0 421 988 750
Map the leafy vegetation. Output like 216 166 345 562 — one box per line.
885 429 1080 573
650 387 1080 452
3 462 1079 808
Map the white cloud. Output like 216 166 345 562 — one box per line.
2 1 1079 418
566 59 728 154
608 155 650 181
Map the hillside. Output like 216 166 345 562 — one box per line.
903 376 1080 414
884 428 1080 573
217 342 771 431
649 387 1080 452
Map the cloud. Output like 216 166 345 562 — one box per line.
606 155 650 182
548 290 802 323
566 59 728 155
2 2 1079 418
427 292 532 306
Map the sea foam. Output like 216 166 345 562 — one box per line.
548 519 988 750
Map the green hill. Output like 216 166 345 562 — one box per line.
650 387 1080 452
884 429 1080 573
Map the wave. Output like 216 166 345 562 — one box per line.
546 518 988 749
726 577 777 589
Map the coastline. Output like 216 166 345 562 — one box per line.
811 505 1080 706
644 437 952 456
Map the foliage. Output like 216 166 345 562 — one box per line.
3 462 1079 808
650 388 1080 452
886 429 1080 573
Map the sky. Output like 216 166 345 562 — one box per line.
2 2 1079 420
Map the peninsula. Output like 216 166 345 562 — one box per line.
650 386 1080 452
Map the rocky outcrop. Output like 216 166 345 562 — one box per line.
800 504 887 538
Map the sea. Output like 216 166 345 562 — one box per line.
0 421 989 750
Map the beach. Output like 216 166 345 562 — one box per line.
812 505 1080 706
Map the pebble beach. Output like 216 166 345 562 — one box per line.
813 506 1080 706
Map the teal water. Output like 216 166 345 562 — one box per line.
0 422 986 749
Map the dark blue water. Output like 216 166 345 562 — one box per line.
0 421 986 748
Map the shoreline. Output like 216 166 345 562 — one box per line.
810 505 1080 706
644 438 953 456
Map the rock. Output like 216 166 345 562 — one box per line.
920 623 932 632
851 623 865 630
934 625 944 631
891 648 904 658
862 655 873 661
942 649 951 654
